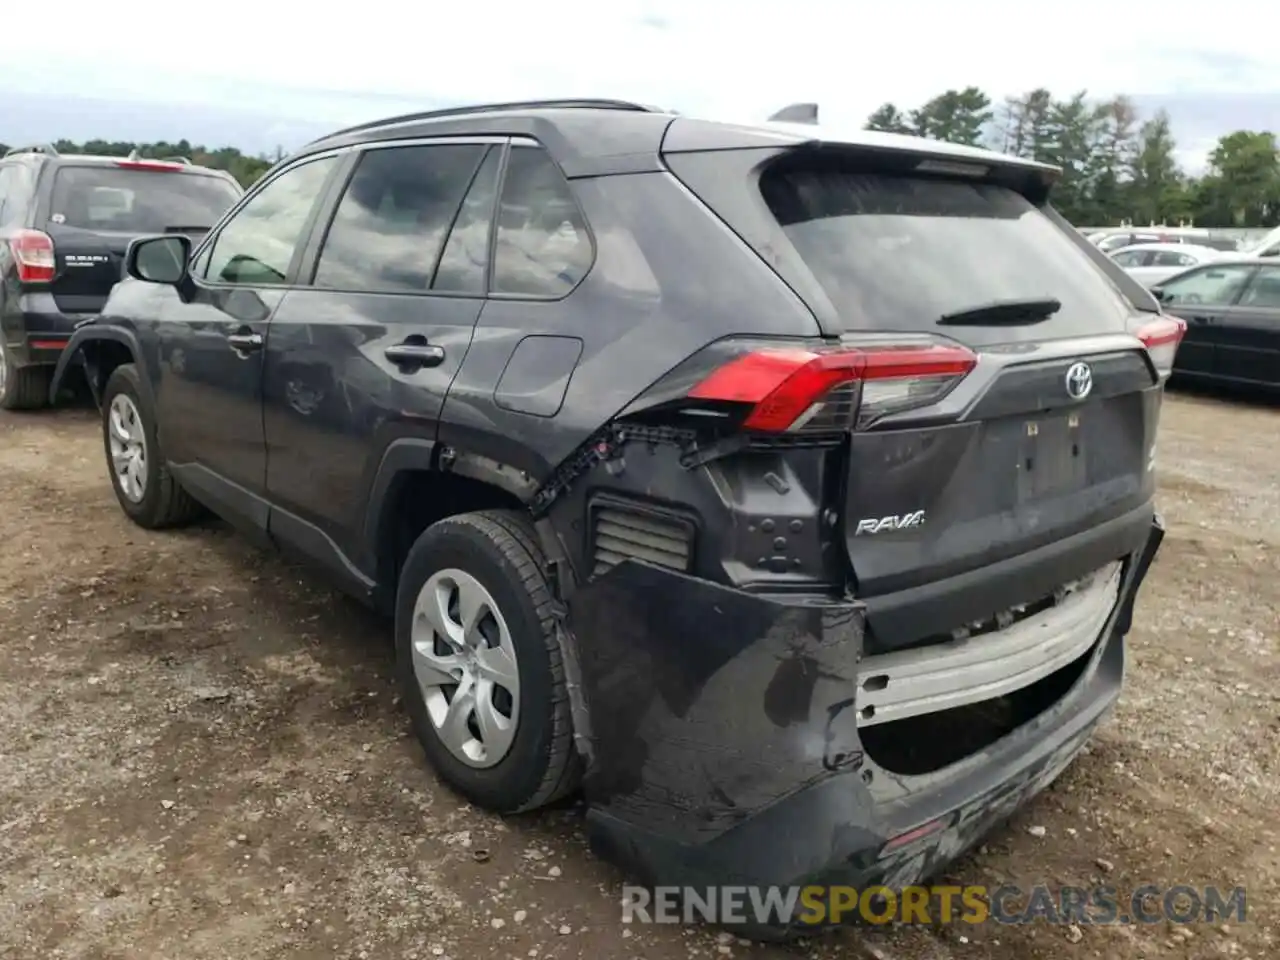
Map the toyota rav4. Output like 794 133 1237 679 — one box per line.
49 99 1177 934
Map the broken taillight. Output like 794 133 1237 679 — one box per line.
1135 316 1186 380
687 340 977 433
8 229 56 284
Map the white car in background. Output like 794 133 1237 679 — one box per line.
1109 242 1227 288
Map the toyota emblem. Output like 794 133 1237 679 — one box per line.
1064 362 1093 401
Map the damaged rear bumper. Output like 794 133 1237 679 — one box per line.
567 514 1165 925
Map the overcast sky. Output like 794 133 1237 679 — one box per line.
4 0 1276 164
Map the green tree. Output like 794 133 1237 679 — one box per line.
1196 131 1280 226
1127 111 1184 225
909 87 993 146
865 103 913 134
0 138 272 188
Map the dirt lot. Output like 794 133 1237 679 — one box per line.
1 390 1277 960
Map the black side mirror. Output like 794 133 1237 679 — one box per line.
1150 287 1170 303
126 234 191 285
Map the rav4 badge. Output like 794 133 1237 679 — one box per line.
854 510 927 535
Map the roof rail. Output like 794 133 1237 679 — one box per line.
768 103 820 124
3 143 60 159
159 156 193 165
309 98 661 145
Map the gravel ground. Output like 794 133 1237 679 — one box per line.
1 388 1277 960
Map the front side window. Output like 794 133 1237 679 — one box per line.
1112 249 1147 268
1154 251 1194 267
205 156 337 286
1157 264 1256 306
491 146 592 297
314 143 486 293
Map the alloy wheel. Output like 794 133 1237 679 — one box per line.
107 394 148 502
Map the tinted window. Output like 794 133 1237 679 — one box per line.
314 144 484 293
759 164 1131 336
205 156 336 285
48 165 240 233
1157 264 1255 306
492 146 592 297
433 148 501 294
1154 251 1194 267
1239 266 1280 309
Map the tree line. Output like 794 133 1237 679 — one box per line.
0 139 276 188
7 93 1280 229
866 88 1280 228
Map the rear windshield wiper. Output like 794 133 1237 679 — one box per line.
938 297 1062 326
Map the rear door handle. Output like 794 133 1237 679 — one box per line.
1189 315 1215 324
227 332 264 352
384 342 445 369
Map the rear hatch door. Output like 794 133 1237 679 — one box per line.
43 161 240 313
665 138 1164 648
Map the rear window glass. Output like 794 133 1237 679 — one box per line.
49 165 241 233
760 165 1131 337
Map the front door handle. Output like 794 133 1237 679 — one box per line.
1189 315 1214 324
227 331 264 352
385 341 445 369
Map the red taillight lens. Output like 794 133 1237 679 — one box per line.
8 229 56 283
1135 315 1186 379
688 341 977 433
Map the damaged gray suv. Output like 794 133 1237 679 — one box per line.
51 99 1178 934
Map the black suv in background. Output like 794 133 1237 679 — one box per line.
0 144 242 409
51 100 1176 933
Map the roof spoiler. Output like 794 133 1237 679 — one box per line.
767 103 819 124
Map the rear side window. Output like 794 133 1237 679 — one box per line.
1240 266 1280 308
314 143 487 293
48 165 241 233
492 146 592 297
759 163 1131 337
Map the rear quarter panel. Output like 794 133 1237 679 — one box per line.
438 169 822 482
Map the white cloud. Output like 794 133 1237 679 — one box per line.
8 0 1276 128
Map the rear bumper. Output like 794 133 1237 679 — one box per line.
567 513 1164 928
3 292 88 365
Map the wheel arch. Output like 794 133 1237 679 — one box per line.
48 325 152 409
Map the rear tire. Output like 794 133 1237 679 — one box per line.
101 363 202 529
395 510 581 813
0 341 51 411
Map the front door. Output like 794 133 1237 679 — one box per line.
1216 263 1280 387
151 154 341 529
262 139 503 565
1157 262 1257 379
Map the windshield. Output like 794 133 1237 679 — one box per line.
759 164 1131 340
48 165 241 233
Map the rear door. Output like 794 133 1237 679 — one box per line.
1154 262 1257 377
1215 264 1280 386
262 138 501 561
39 160 242 314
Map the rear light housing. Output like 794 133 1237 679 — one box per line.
685 338 977 433
1135 315 1186 380
8 229 56 284
115 159 185 172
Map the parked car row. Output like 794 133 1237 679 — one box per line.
3 100 1183 936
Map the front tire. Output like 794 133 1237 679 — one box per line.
101 363 201 528
395 510 580 813
0 341 51 411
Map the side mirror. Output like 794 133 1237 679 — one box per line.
1150 287 1170 303
126 234 191 285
